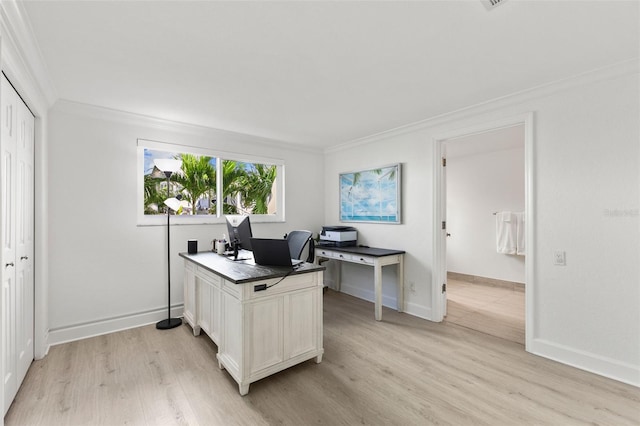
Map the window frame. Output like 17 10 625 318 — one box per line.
137 139 285 226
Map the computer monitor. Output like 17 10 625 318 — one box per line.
225 215 253 251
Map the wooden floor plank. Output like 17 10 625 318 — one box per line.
446 278 525 344
5 290 639 425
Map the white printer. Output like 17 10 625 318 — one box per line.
318 226 357 247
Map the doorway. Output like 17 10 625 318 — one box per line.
444 125 525 345
432 113 534 350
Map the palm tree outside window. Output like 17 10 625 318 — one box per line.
142 148 278 218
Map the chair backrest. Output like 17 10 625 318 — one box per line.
286 230 314 261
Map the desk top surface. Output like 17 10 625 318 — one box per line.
315 245 405 257
179 251 325 284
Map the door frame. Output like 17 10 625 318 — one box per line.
432 112 535 350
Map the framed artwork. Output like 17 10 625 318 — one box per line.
339 163 401 224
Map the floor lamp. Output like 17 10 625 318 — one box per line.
154 158 183 330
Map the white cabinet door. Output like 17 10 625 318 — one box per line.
15 98 34 386
248 297 283 375
195 269 323 396
210 282 221 343
183 262 197 334
285 291 317 359
197 277 212 335
1 74 18 414
245 288 318 376
0 75 36 414
221 291 242 373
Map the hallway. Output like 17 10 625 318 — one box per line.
445 278 525 345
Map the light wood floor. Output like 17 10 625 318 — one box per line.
5 291 639 425
445 278 525 345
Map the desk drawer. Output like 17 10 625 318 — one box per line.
248 273 318 299
196 266 222 286
316 249 375 266
316 249 341 260
332 252 351 262
317 249 353 262
349 254 375 265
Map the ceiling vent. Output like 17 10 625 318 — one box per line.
482 0 508 10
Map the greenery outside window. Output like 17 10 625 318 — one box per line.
137 139 284 225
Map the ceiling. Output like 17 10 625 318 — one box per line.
21 0 639 149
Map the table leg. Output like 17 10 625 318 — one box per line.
397 255 404 312
374 261 382 321
216 354 225 370
239 383 250 396
336 260 342 292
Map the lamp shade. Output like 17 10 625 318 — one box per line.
154 158 182 174
164 197 182 212
163 197 191 214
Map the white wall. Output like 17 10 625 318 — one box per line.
324 64 639 386
324 136 435 318
47 100 325 343
447 143 525 283
530 70 639 386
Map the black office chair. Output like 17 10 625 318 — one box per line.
285 230 315 262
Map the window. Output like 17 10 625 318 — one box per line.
137 139 284 225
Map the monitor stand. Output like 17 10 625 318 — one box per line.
230 241 251 261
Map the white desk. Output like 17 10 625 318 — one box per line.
180 251 325 395
315 246 405 321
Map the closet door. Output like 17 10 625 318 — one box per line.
15 97 34 385
1 74 18 413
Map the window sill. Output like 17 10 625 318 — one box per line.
137 214 284 227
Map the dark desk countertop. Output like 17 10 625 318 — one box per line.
315 245 405 257
179 251 325 284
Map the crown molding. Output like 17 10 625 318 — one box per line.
0 0 57 110
53 98 324 155
326 58 640 154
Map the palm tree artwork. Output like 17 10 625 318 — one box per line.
339 164 400 223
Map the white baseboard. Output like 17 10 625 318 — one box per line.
404 301 432 321
37 330 50 360
339 282 400 310
322 277 336 289
337 282 431 320
529 338 640 388
48 305 184 346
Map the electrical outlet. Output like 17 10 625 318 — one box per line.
409 281 416 292
553 250 566 266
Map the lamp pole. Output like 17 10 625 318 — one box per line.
155 159 183 330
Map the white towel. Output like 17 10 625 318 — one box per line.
496 211 517 254
515 212 525 256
